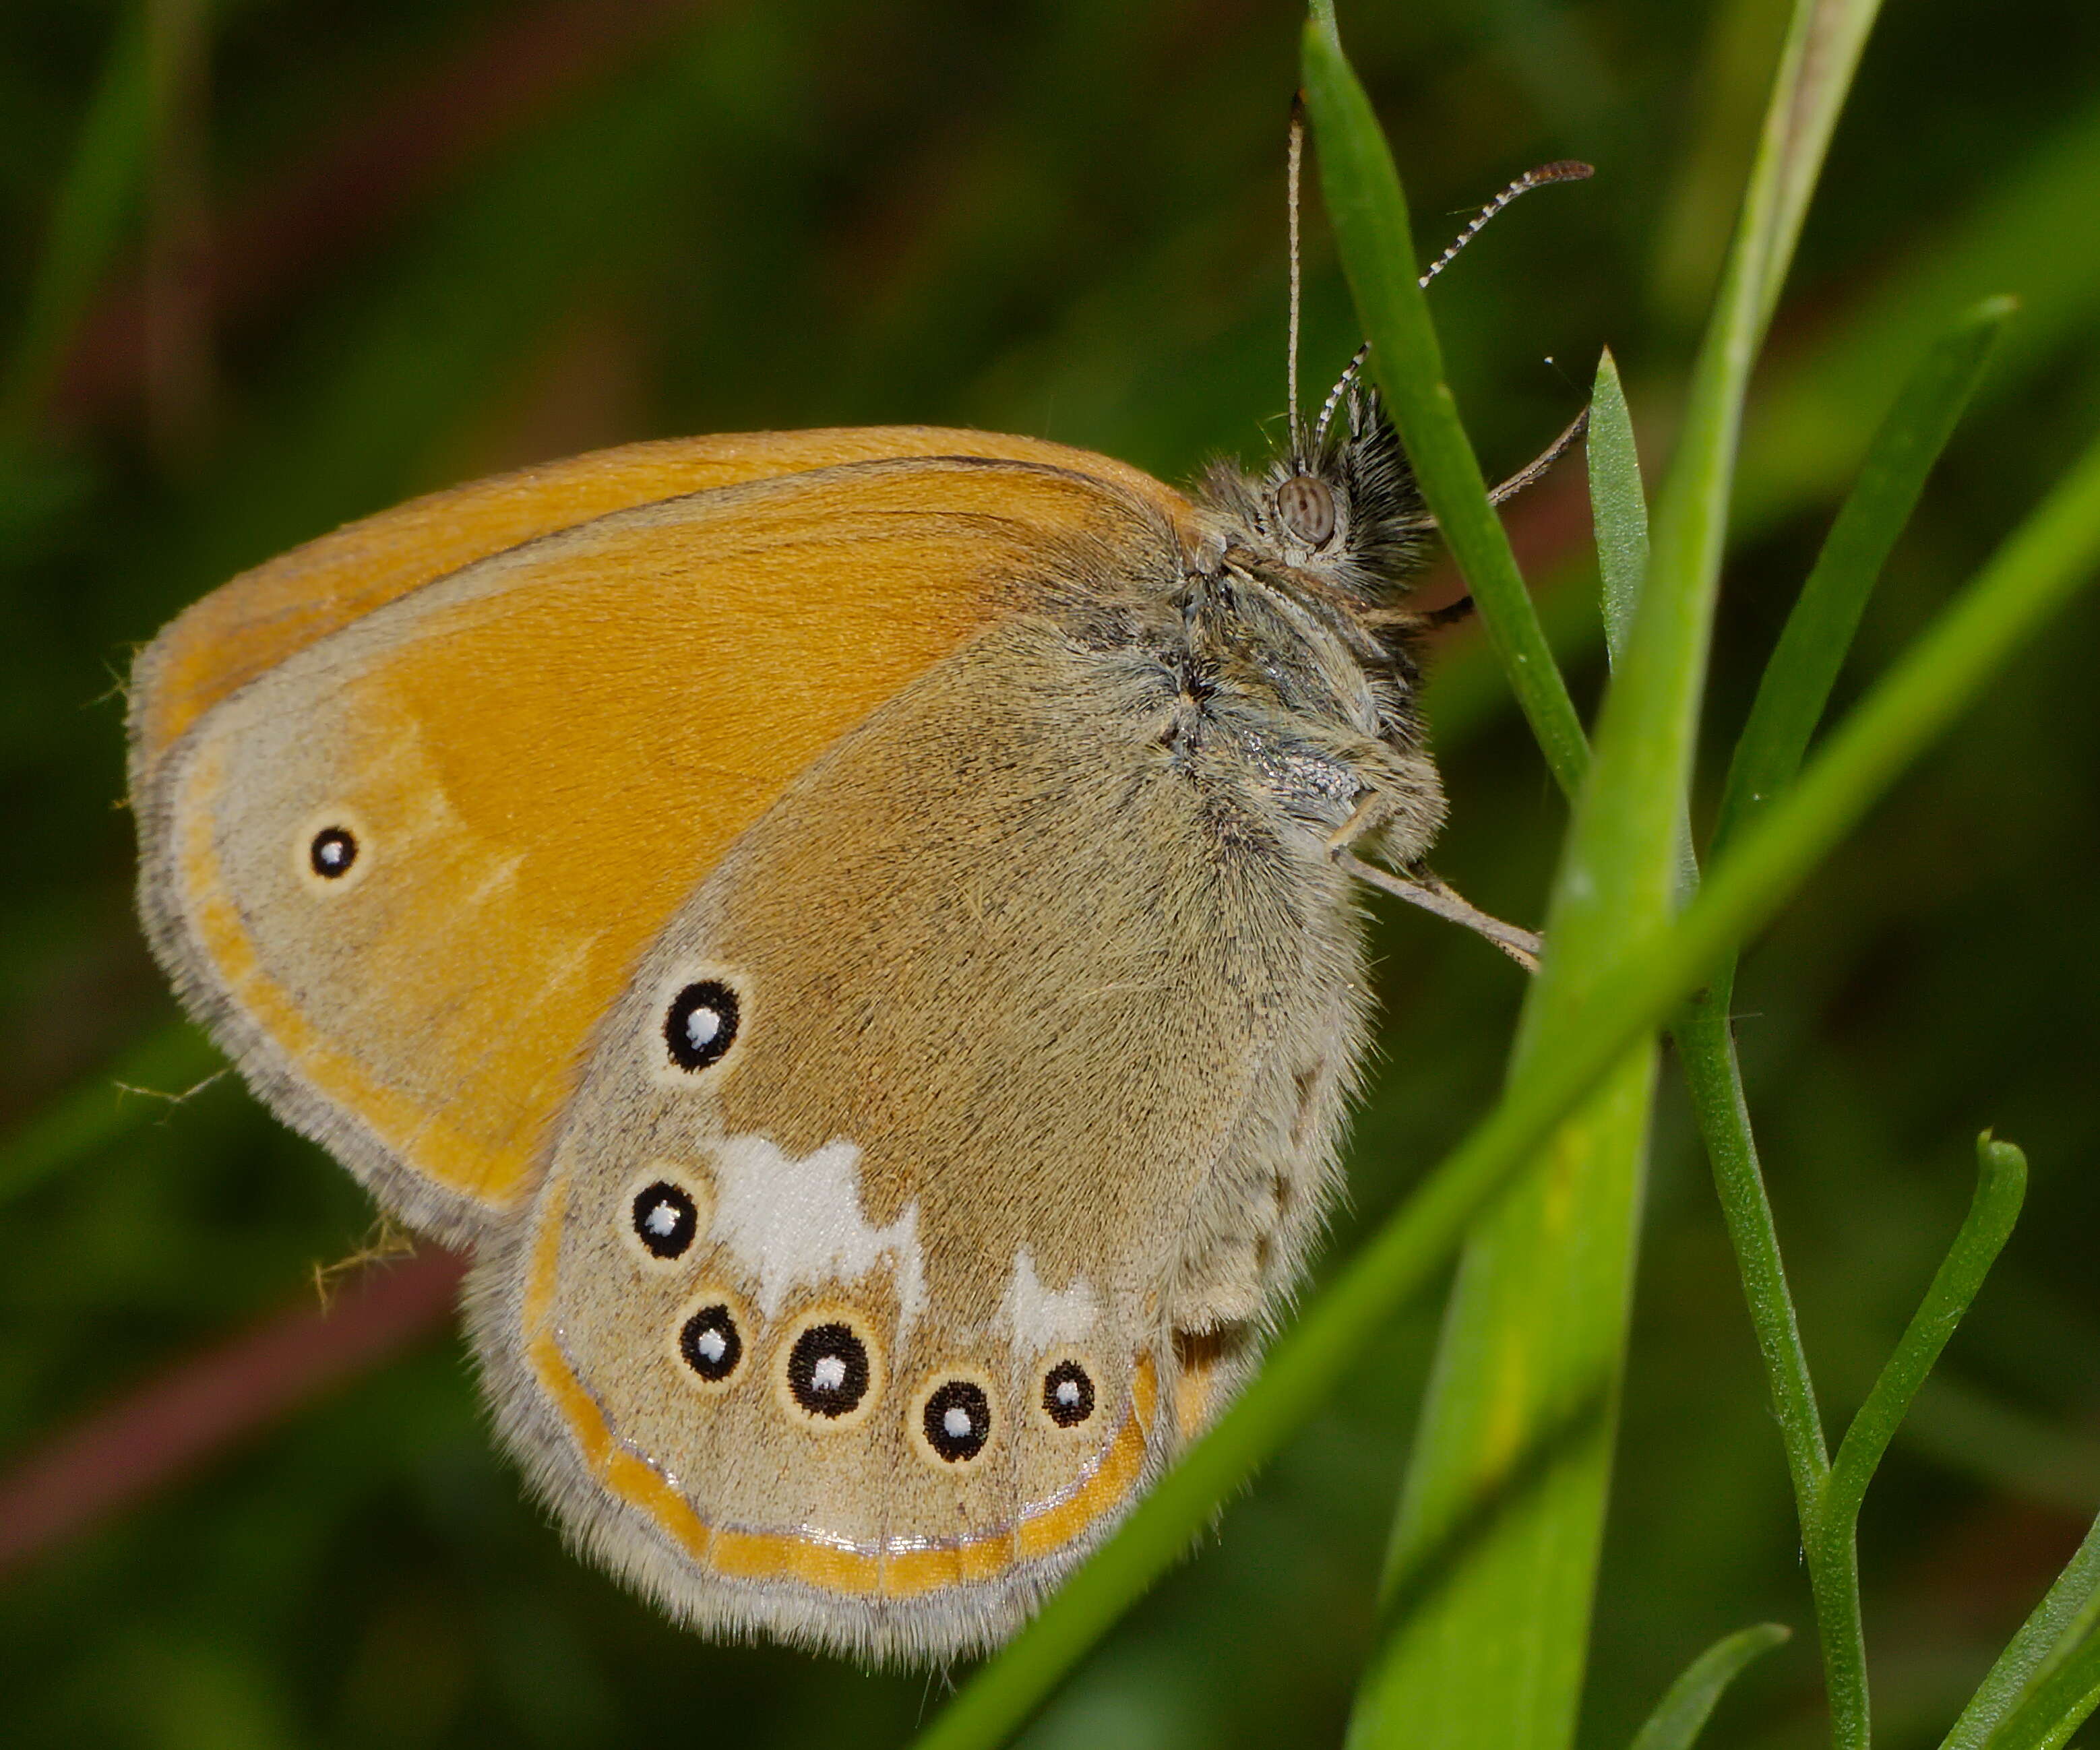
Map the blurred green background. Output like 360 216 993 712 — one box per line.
3 1 2099 1745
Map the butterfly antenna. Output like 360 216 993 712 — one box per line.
1313 342 1369 451
1421 158 1593 286
1313 159 1593 450
1287 98 1306 450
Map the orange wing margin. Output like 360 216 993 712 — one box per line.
131 438 1200 1235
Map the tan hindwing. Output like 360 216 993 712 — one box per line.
472 613 1373 1661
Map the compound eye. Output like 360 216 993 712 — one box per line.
1276 474 1336 546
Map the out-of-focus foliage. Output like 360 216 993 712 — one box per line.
2 2 2098 1747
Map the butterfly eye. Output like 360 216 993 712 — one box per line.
1276 474 1336 546
782 1318 875 1422
677 1303 744 1383
1041 1359 1096 1429
309 826 358 879
664 980 740 1072
630 1179 699 1259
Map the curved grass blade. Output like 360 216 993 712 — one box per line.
1779 1136 2027 1745
1301 11 1590 799
1628 1623 1792 1750
908 418 2100 1750
1588 345 1649 666
1980 1629 2100 1750
1822 1136 2027 1528
1945 1510 2100 1750
1712 296 2014 861
1346 310 1670 1750
1350 0 1888 1737
1677 297 2015 1747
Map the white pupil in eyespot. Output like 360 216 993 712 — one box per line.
811 1354 847 1392
693 1325 727 1363
943 1404 974 1439
644 1200 681 1237
684 1006 722 1050
1055 1379 1081 1406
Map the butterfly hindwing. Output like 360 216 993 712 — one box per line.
475 605 1372 1659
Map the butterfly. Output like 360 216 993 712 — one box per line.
127 151 1576 1663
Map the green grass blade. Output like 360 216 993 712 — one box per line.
1347 1051 1653 1750
0 1022 222 1209
1347 4 1888 1726
1822 1136 2027 1530
1636 0 1890 868
1712 296 2013 860
1301 13 1590 799
1647 0 1795 330
1588 346 1650 667
1785 1137 2026 1746
1944 1510 2100 1750
1682 298 2012 1749
1748 2 1885 335
1672 995 1832 1515
1979 1631 2100 1750
1741 92 2100 537
0 2 152 444
1627 1623 1793 1750
907 277 2100 1750
1345 341 1674 1750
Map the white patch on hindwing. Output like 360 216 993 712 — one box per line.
999 1246 1099 1351
707 1133 925 1329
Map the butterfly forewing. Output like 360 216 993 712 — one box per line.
130 443 1192 1241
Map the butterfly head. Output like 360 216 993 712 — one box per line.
1197 376 1427 605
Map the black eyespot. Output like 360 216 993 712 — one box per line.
1042 1360 1095 1428
921 1379 993 1463
786 1321 871 1418
1276 474 1337 546
630 1180 698 1259
309 827 359 879
678 1303 743 1383
664 980 739 1072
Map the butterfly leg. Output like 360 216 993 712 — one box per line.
1327 795 1542 972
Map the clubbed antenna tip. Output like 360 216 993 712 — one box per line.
1420 159 1595 288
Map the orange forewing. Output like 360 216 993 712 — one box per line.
133 426 1194 761
137 437 1200 1218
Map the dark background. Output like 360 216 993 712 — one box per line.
2 1 2098 1745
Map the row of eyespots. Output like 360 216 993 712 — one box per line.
628 1179 1099 1459
667 1298 1099 1464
